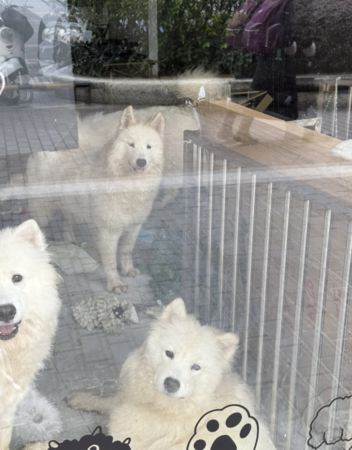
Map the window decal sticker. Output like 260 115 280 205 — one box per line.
186 405 259 450
308 395 352 450
48 426 131 450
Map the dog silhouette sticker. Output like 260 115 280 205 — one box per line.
48 426 131 450
308 395 352 450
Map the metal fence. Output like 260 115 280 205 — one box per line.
182 130 352 450
317 76 352 140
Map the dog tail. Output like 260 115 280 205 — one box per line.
66 391 114 414
172 67 231 103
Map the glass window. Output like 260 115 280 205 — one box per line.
0 1 351 449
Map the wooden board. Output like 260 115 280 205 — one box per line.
196 100 352 205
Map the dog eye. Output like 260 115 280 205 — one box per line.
12 274 23 283
165 350 174 359
128 142 135 148
192 364 201 371
147 145 152 149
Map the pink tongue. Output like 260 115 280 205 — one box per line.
0 324 15 335
136 168 144 173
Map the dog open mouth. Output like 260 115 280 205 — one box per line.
129 161 146 173
0 322 20 340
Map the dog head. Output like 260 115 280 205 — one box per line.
109 106 164 175
0 220 59 341
145 298 239 400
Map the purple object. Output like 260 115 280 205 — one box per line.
226 0 261 51
243 0 292 54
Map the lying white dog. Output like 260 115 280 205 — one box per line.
67 298 276 450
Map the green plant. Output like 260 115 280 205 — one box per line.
67 0 255 77
157 0 241 75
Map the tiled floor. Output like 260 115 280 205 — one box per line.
0 90 79 157
0 92 185 445
5 190 185 446
2 88 352 450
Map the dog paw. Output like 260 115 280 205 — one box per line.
66 391 88 410
107 279 128 294
187 405 259 450
121 268 141 278
66 390 100 412
21 442 49 450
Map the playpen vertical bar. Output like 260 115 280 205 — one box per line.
346 87 352 139
305 209 331 449
243 173 256 383
332 79 339 138
205 152 214 323
327 220 352 439
271 190 291 436
286 199 310 449
347 414 352 450
194 146 202 317
256 182 273 403
348 390 352 449
231 167 241 332
218 159 227 328
182 140 195 304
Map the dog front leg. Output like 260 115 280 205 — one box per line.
21 441 49 450
118 224 142 278
0 413 15 450
96 228 128 294
61 216 76 243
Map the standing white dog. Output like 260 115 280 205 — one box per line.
0 220 61 450
67 298 276 450
77 105 196 211
26 106 165 294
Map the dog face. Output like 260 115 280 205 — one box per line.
0 220 58 341
109 106 164 175
145 298 239 400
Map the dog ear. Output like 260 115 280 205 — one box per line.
150 112 164 135
216 332 239 362
14 219 46 250
120 106 137 130
161 298 187 322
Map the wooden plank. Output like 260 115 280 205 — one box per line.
199 100 341 145
196 100 352 206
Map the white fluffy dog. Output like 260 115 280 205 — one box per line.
67 298 276 450
0 220 61 450
26 106 165 294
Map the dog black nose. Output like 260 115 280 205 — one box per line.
136 159 147 168
0 304 16 323
164 377 180 394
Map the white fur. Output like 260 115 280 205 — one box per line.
12 385 62 450
175 68 231 103
76 69 231 210
77 105 197 210
0 220 61 450
26 106 165 293
67 298 276 450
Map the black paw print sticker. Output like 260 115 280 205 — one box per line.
187 405 259 450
